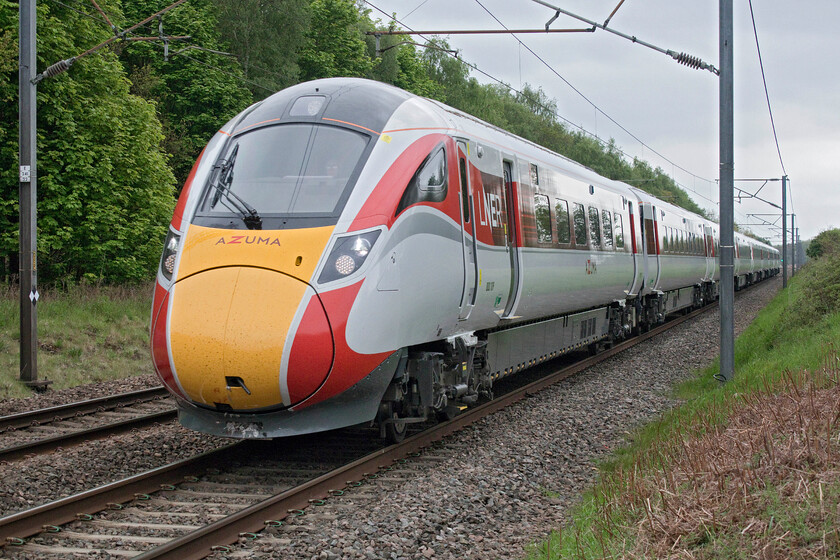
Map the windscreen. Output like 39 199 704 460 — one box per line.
202 124 368 217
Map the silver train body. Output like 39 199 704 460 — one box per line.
150 78 780 441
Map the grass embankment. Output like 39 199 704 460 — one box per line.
0 284 154 399
530 240 840 559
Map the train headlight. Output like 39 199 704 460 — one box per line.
160 230 181 281
318 230 381 284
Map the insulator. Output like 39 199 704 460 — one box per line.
673 52 703 70
43 57 76 79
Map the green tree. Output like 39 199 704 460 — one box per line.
806 228 840 260
119 0 253 185
213 0 310 95
298 0 372 80
0 0 176 283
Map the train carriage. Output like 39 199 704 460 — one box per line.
151 78 780 441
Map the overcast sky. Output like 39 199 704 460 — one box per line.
365 0 839 242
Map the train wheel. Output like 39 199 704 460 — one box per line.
383 404 407 443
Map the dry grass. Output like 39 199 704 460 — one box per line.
589 348 840 559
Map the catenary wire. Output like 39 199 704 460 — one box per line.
49 0 279 94
365 0 718 209
748 0 792 216
471 0 718 200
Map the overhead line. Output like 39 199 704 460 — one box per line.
747 0 793 221
365 0 718 210
748 0 787 179
471 0 718 200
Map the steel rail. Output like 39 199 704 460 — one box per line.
132 301 720 560
0 408 177 462
0 443 242 545
0 386 169 432
0 280 770 558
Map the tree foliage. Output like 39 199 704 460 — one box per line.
0 0 175 283
0 0 718 285
119 0 253 185
784 228 840 327
805 228 840 260
213 0 310 95
298 0 372 80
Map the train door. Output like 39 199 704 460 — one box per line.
456 140 479 320
627 201 643 295
641 203 661 291
501 160 521 318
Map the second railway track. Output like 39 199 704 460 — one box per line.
0 387 175 462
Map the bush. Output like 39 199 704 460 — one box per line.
784 228 840 327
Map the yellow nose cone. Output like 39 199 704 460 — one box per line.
168 266 331 410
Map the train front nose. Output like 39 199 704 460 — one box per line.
168 266 334 410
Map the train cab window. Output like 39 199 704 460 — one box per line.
458 157 469 222
556 199 571 244
534 194 552 243
572 202 586 247
201 124 369 218
601 210 613 249
397 145 448 215
588 206 601 249
614 213 624 248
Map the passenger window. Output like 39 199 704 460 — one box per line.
556 199 571 244
573 203 586 246
459 157 469 222
588 206 601 249
396 145 448 215
601 210 613 249
614 213 624 248
530 163 539 185
663 228 670 253
534 194 552 243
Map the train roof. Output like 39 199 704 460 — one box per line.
230 78 413 139
226 78 776 253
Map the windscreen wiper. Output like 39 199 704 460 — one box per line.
209 144 262 230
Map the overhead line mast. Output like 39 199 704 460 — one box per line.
17 0 189 390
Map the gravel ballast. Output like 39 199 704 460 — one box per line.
0 278 779 559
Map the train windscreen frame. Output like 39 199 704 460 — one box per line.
194 123 371 229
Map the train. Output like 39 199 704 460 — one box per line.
150 78 780 442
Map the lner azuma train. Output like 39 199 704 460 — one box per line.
151 78 780 442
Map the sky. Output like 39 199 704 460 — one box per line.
364 0 840 242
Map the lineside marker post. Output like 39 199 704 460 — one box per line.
717 0 735 383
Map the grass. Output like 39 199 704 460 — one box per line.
527 256 840 559
0 283 155 399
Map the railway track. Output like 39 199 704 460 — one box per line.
0 387 175 462
0 300 717 560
